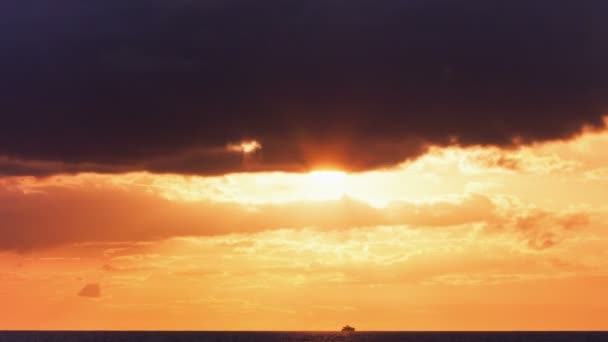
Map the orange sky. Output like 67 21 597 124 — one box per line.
2 129 608 330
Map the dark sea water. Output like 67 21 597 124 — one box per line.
1 332 607 342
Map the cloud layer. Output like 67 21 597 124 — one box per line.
0 181 589 251
1 1 607 175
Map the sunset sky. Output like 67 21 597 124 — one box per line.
1 0 608 331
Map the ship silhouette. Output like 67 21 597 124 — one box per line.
341 325 355 333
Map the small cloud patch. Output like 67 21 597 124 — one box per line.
78 283 101 298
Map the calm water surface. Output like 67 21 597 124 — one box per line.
0 332 607 342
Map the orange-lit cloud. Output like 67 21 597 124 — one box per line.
78 283 101 298
2 130 608 330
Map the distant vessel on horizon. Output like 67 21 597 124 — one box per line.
341 325 355 333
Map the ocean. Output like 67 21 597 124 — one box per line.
0 332 607 342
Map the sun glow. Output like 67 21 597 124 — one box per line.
43 129 608 209
304 170 348 200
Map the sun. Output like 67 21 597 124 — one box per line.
303 170 348 200
308 170 347 184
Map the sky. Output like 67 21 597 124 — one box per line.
1 0 608 331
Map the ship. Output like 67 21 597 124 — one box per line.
341 325 355 333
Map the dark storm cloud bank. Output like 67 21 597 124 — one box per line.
1 1 607 175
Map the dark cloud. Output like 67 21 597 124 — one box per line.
78 283 101 298
1 1 607 175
